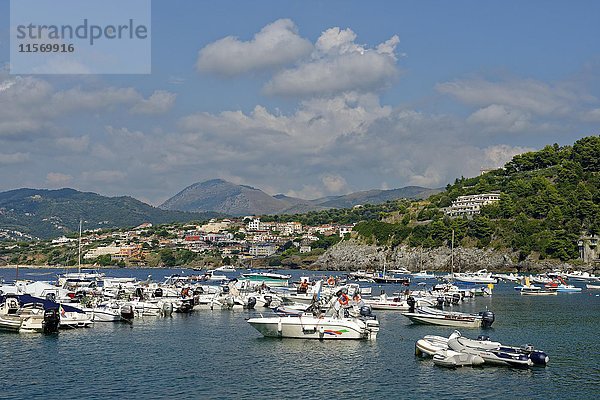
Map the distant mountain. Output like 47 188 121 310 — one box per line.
160 179 290 216
160 179 441 216
0 188 220 240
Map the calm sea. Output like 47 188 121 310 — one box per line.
1 268 599 400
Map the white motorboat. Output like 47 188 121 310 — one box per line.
0 295 60 333
215 265 236 272
402 298 495 329
587 283 600 289
412 271 436 279
387 268 411 275
82 301 123 322
247 307 379 340
363 291 435 311
240 272 291 287
453 269 497 284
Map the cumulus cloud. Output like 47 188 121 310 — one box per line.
196 19 313 76
467 104 532 132
321 174 348 193
265 28 400 97
130 90 176 114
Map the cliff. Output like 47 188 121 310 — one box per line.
312 240 583 273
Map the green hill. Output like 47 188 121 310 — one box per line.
0 188 221 240
349 136 600 262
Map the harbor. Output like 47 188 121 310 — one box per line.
0 267 598 399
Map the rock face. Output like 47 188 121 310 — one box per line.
313 240 578 273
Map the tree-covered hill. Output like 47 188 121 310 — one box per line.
0 188 221 239
350 136 600 262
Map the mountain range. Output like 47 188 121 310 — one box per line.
160 179 441 216
0 181 440 240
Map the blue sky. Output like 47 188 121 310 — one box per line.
1 0 599 204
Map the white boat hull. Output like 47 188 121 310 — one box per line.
247 316 379 340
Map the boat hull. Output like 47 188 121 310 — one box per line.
403 313 482 328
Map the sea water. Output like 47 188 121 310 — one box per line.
0 268 599 399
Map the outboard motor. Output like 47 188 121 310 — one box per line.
43 308 60 333
153 288 163 298
246 297 257 310
193 287 204 296
529 350 550 366
120 304 134 321
452 293 461 304
359 305 374 319
436 296 445 309
407 296 416 313
174 300 190 314
45 293 56 302
161 301 174 315
480 311 495 329
135 287 144 299
263 295 273 307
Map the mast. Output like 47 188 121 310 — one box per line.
451 229 455 275
78 219 82 273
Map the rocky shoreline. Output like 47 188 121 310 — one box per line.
312 240 593 274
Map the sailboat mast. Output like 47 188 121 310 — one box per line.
451 229 454 275
78 219 82 273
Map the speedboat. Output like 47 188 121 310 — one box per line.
247 306 379 340
0 295 60 333
402 297 494 329
363 291 435 311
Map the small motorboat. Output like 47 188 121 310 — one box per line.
447 332 549 368
587 283 600 289
247 306 379 340
402 297 495 329
415 330 549 368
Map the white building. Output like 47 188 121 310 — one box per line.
84 245 121 260
249 243 278 257
446 193 501 217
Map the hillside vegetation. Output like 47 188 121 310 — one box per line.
350 136 600 262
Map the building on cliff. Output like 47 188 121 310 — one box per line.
578 234 599 265
445 193 501 218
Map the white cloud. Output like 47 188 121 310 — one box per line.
265 28 400 97
46 172 73 187
321 174 348 193
0 152 29 165
482 144 534 168
196 19 313 76
467 104 531 132
130 90 176 114
436 78 581 116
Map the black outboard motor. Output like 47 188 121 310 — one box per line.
263 295 273 307
359 305 375 320
135 287 144 299
177 299 194 313
45 293 56 302
529 350 550 366
480 311 495 329
246 297 257 310
120 304 134 321
452 293 461 304
43 308 60 334
407 296 416 313
193 287 204 296
153 288 163 298
436 296 444 309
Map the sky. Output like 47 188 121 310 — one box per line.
1 0 599 205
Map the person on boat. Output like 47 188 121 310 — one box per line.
297 279 309 294
336 288 350 318
181 286 190 298
352 292 364 308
